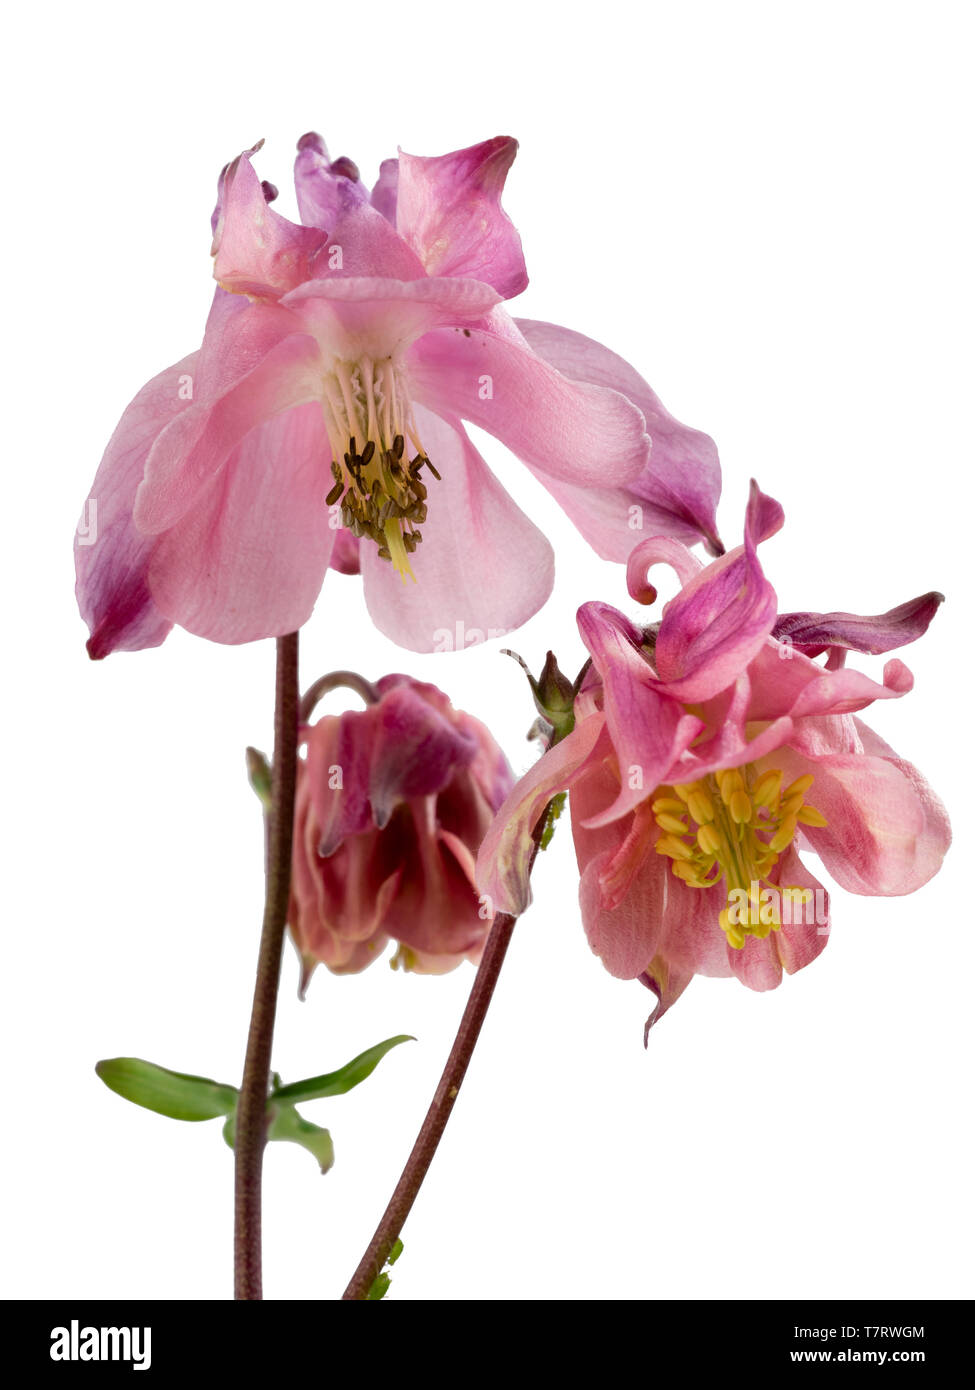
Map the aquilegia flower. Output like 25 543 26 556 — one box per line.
477 484 949 1028
289 675 512 980
75 132 722 658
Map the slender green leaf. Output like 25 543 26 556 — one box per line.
271 1035 414 1104
95 1058 238 1121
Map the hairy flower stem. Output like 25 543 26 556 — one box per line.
299 670 380 724
341 816 550 1301
234 632 300 1300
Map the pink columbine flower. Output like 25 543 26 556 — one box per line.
289 676 512 981
75 132 722 658
476 484 949 1030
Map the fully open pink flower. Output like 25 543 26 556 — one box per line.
290 675 512 981
477 484 949 1030
75 133 722 658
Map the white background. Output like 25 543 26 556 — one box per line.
4 0 973 1301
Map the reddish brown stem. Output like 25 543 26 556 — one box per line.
234 632 300 1300
342 820 549 1301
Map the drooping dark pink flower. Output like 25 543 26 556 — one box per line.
75 133 722 658
477 484 949 1029
289 676 512 980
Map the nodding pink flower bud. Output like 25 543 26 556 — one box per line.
289 676 513 984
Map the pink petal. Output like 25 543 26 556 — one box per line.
368 685 478 825
134 333 323 534
669 672 795 782
146 403 336 643
651 481 783 701
769 741 949 896
76 353 199 658
360 408 555 653
579 848 665 979
312 201 427 281
475 714 609 917
576 602 703 827
408 310 651 488
281 275 499 361
396 137 528 299
211 144 329 298
786 658 915 719
772 592 944 658
327 526 361 574
516 317 723 553
306 710 375 857
770 845 831 976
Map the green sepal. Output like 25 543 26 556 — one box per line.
95 1058 238 1122
271 1035 414 1104
502 649 583 744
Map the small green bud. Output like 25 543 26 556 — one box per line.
246 746 272 809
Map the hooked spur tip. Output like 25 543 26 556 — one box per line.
297 131 328 156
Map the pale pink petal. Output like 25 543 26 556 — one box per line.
146 404 335 643
396 137 528 299
580 849 665 979
76 354 198 658
850 717 952 890
282 275 499 361
475 715 609 917
360 408 554 653
211 144 329 297
134 334 323 534
786 658 915 718
768 742 949 896
515 317 723 553
408 310 650 488
311 201 427 281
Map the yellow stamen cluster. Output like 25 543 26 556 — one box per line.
320 357 439 580
652 767 828 949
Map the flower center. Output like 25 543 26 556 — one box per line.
320 357 439 580
651 766 828 948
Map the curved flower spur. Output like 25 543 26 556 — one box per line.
75 133 723 657
476 484 949 1031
